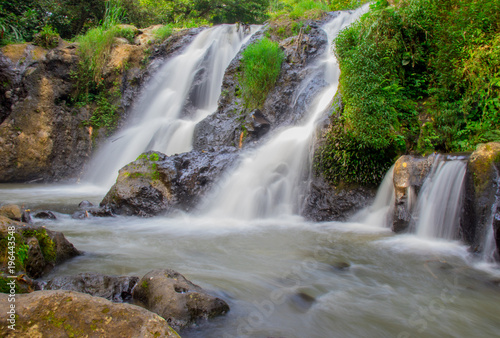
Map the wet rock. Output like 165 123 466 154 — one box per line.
331 261 351 271
71 210 90 219
21 209 32 223
290 292 316 312
78 200 94 208
0 290 180 337
45 273 139 302
303 174 376 222
246 109 271 140
132 269 230 330
101 148 238 217
0 204 22 220
391 155 435 233
34 210 57 220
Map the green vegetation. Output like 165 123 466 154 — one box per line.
33 25 59 49
22 229 56 262
317 0 500 186
241 38 285 108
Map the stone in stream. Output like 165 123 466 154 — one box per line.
45 272 139 303
0 217 80 286
34 210 57 220
132 269 230 330
0 290 180 337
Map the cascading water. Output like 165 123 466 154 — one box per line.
203 8 368 220
414 158 467 239
482 167 500 261
85 25 259 188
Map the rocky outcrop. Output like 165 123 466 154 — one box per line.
303 174 375 221
0 214 80 292
133 269 230 330
0 290 180 337
193 16 335 151
45 273 139 303
100 148 238 216
0 26 204 183
391 155 435 233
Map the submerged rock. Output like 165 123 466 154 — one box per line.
0 290 180 337
100 148 238 217
45 272 139 303
33 210 57 220
132 269 230 331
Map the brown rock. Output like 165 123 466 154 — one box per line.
133 269 230 330
0 204 22 221
0 290 180 337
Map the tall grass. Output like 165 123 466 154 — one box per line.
241 38 285 108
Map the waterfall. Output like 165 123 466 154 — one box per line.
85 25 259 188
352 165 395 227
414 158 467 239
203 6 369 219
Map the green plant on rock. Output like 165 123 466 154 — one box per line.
240 37 285 108
33 24 59 49
22 229 56 263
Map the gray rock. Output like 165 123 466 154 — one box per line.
45 272 139 302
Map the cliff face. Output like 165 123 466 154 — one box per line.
0 27 202 183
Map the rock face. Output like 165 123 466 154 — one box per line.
463 142 500 257
45 273 139 303
303 174 376 221
0 26 204 183
391 155 435 233
193 16 333 151
0 290 180 337
132 269 230 331
0 215 80 292
100 149 238 217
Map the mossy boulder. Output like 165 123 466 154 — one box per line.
0 290 180 337
132 269 229 331
0 217 80 292
101 148 238 217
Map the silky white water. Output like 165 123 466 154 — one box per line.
203 9 367 220
85 25 259 188
415 159 467 239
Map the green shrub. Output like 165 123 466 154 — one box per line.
153 24 174 42
240 38 285 108
33 25 59 49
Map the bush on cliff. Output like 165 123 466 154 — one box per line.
317 0 500 186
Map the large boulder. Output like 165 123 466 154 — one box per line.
0 217 80 291
132 269 230 331
45 273 139 303
100 148 238 217
0 290 179 337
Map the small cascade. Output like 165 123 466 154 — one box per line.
85 25 259 188
204 6 369 219
415 158 467 240
353 165 395 227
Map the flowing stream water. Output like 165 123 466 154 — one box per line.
1 6 500 338
85 24 259 188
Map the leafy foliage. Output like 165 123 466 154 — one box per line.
33 25 59 49
240 38 285 108
318 0 500 186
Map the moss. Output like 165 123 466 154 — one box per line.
22 228 56 263
102 307 110 314
0 232 28 272
141 279 149 289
